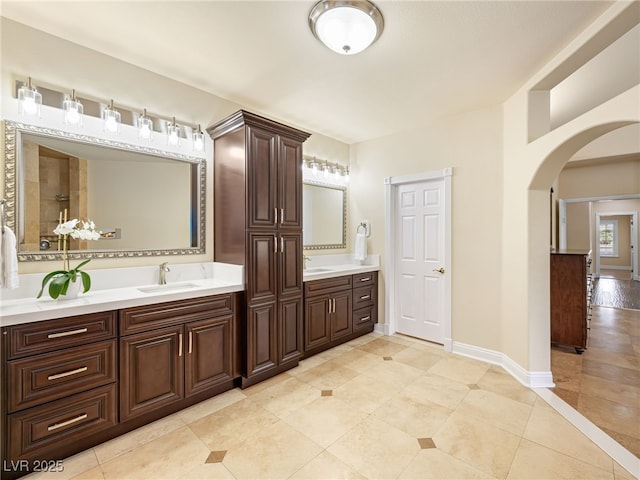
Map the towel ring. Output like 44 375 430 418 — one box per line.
357 221 371 238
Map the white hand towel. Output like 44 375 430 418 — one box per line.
1 226 19 289
354 232 367 263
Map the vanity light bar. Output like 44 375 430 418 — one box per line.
13 79 203 150
303 156 350 181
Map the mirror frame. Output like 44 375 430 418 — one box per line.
303 179 347 250
3 121 206 261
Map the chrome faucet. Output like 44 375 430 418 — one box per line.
159 262 170 285
303 255 312 270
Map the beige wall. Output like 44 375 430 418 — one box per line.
350 105 504 350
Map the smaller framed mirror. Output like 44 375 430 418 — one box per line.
303 181 346 250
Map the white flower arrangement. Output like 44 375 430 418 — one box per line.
37 216 102 299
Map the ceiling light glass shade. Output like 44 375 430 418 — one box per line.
309 0 384 55
167 117 180 146
63 90 83 126
103 100 121 134
17 77 42 116
138 109 153 140
193 124 205 152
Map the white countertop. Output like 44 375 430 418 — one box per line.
0 262 245 327
1 255 380 327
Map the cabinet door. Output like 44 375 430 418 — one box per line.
247 126 277 229
279 296 303 364
247 232 277 304
278 233 303 298
278 136 303 229
305 295 330 351
185 315 234 397
331 291 353 341
246 303 278 377
120 325 184 421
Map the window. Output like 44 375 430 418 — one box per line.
599 219 618 257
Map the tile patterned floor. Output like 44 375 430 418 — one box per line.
592 271 640 310
26 333 637 480
551 305 640 463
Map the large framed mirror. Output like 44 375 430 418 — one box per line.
3 121 206 261
303 180 346 250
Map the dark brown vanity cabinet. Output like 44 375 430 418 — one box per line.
304 271 378 357
208 110 310 387
2 312 118 469
119 294 238 421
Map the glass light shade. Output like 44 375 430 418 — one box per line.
63 95 83 126
167 119 180 146
311 162 319 175
192 126 205 152
103 102 121 134
138 111 153 141
309 1 383 55
18 80 42 116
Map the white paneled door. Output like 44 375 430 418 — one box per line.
395 178 446 343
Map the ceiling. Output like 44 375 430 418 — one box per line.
1 1 615 144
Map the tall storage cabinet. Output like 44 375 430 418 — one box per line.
208 110 310 387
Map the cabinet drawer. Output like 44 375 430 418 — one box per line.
8 340 117 413
8 384 117 461
120 294 234 335
304 275 352 297
353 285 375 310
7 312 117 359
352 271 376 287
353 306 376 333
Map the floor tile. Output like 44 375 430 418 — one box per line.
246 375 321 417
391 345 444 371
477 366 538 405
327 416 421 479
577 393 640 440
333 372 401 413
100 426 233 479
177 388 246 424
522 399 614 471
433 411 521 478
188 398 280 451
282 396 368 448
580 373 640 406
372 393 452 438
402 373 470 410
222 421 323 479
398 448 496 479
288 451 366 480
361 356 424 389
582 359 639 388
427 356 491 384
25 450 99 480
454 389 533 436
94 414 185 464
506 438 613 479
357 337 410 357
293 358 361 390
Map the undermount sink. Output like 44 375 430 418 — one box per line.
137 282 199 294
304 267 333 273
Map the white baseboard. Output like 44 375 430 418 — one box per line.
600 265 632 271
373 323 390 335
451 341 555 388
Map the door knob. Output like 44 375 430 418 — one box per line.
433 267 445 274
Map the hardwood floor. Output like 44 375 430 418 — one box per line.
551 305 640 458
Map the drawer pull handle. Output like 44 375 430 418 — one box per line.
360 316 371 321
48 366 88 381
47 328 88 339
47 413 88 431
179 334 183 357
189 331 193 354
360 277 371 282
360 295 371 300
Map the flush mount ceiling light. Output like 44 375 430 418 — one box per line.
309 0 384 55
